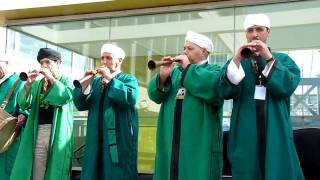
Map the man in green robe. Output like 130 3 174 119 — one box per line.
10 48 74 180
73 43 139 180
0 55 26 180
220 14 305 179
148 31 224 180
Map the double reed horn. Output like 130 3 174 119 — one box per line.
147 60 177 70
73 74 95 88
19 70 41 81
240 47 253 58
19 72 28 81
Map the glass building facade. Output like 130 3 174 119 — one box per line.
1 0 319 173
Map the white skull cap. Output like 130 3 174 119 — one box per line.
185 31 214 53
100 43 126 60
243 14 271 30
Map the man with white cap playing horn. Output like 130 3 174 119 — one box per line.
219 14 304 179
73 43 139 180
148 31 225 179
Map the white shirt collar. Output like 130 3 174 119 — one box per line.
196 59 208 65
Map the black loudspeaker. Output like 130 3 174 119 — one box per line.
294 128 320 180
222 128 320 180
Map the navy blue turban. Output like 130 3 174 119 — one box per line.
37 48 61 62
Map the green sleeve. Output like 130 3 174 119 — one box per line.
183 63 230 106
108 75 138 107
72 77 100 111
14 81 29 117
73 88 90 111
218 59 242 100
17 86 33 110
266 53 300 98
45 77 74 106
147 74 172 104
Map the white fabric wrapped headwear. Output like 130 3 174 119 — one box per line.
243 14 271 30
185 31 214 53
100 43 126 60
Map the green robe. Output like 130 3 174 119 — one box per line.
73 73 139 180
10 76 74 180
220 52 305 179
0 74 24 180
148 64 224 180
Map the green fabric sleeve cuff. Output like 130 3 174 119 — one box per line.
156 74 171 92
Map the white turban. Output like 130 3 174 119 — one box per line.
185 31 214 53
100 43 126 60
243 14 271 30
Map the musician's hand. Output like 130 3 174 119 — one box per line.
159 56 175 89
233 44 251 67
233 41 262 67
16 114 26 127
96 67 114 81
84 69 96 82
26 69 39 83
173 55 189 69
75 70 95 90
85 70 96 76
24 69 39 91
40 68 56 84
250 40 272 60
